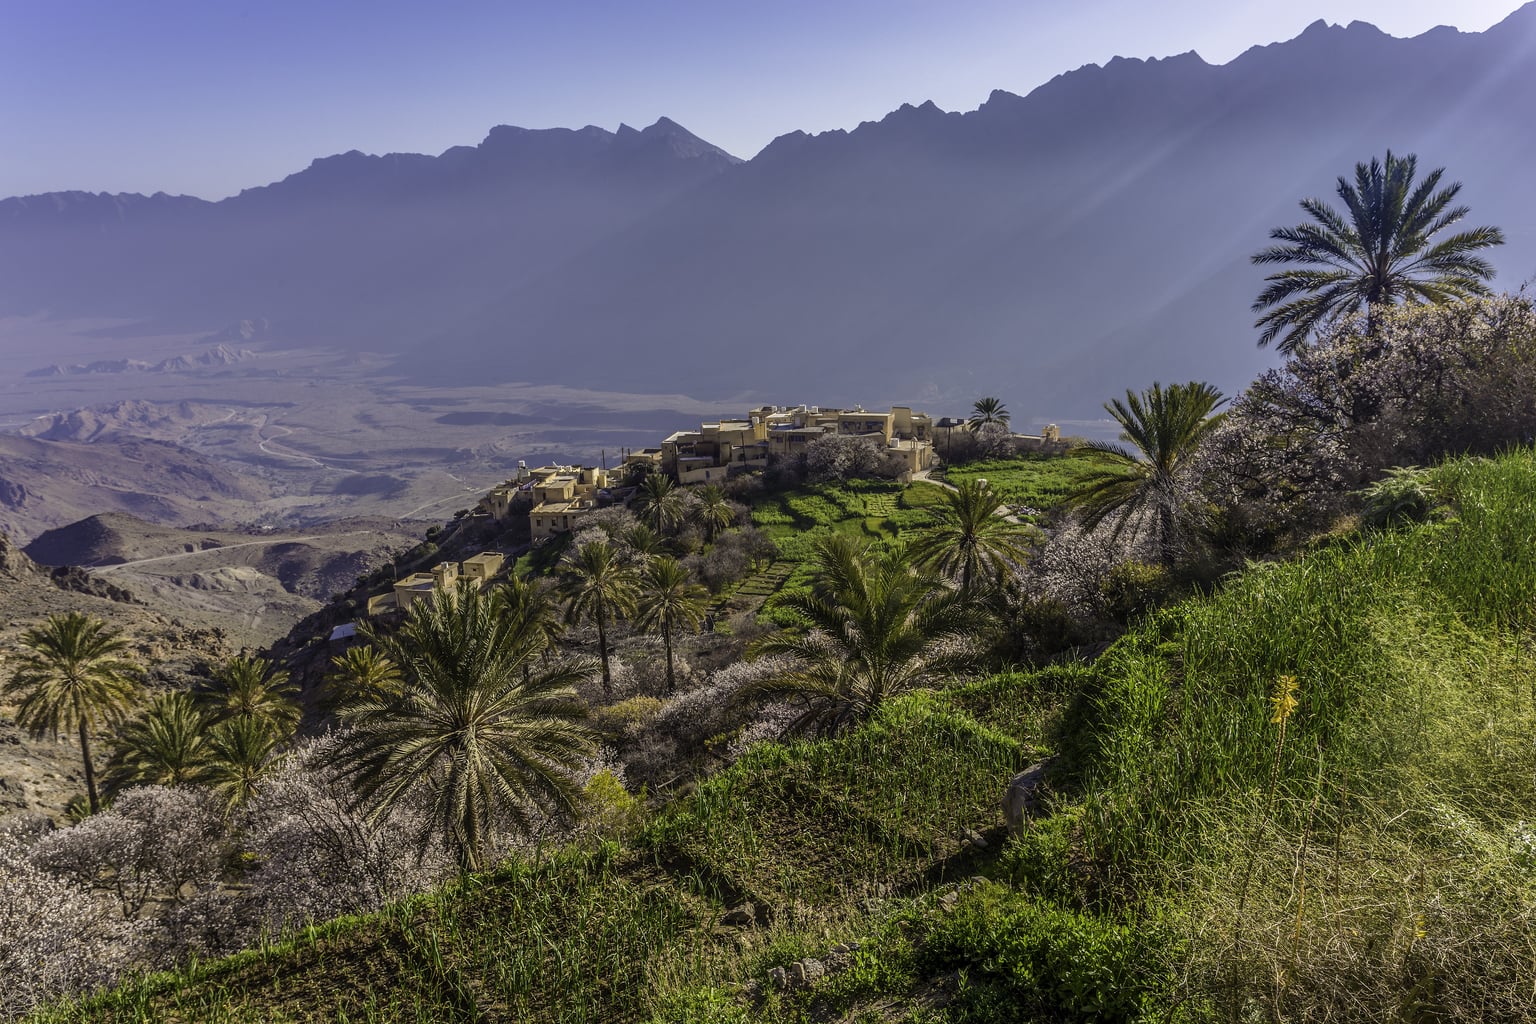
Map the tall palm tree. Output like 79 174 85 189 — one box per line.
908 479 1037 594
743 536 978 735
4 612 141 813
493 575 567 656
1252 151 1504 354
195 655 301 736
692 485 735 542
1069 381 1227 567
323 645 404 709
107 692 212 791
335 584 596 872
968 396 1010 433
634 473 685 534
560 540 639 700
204 716 282 809
634 556 709 695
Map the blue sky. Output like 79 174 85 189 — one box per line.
3 0 1526 199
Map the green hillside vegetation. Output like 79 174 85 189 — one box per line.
36 448 1536 1022
748 480 951 626
943 450 1106 516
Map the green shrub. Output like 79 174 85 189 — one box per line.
582 770 648 838
595 695 665 732
1100 561 1172 623
1358 465 1439 528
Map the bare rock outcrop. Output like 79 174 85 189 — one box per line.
1002 758 1054 834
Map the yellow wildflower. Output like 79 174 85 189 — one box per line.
1270 674 1300 724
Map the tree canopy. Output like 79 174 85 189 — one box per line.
1252 151 1504 353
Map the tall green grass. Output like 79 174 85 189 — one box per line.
1068 449 1536 1020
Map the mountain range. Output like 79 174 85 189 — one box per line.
4 7 1536 418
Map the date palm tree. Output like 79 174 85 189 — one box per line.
634 556 709 695
204 716 282 809
621 523 667 562
196 654 301 737
743 536 978 735
560 540 639 700
968 396 1010 433
909 479 1037 594
1070 380 1227 567
1253 151 1504 354
493 575 567 656
4 612 141 813
324 645 404 708
692 485 735 542
635 473 685 534
107 692 212 791
334 584 597 872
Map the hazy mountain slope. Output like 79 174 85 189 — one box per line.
428 8 1536 413
23 511 411 603
0 118 740 347
3 10 1535 418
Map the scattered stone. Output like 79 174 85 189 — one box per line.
937 890 960 913
720 902 756 927
959 827 988 849
768 967 788 991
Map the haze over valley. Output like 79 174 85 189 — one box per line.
6 7 1536 435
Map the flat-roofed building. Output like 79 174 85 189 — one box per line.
524 464 613 541
460 551 505 582
367 552 509 617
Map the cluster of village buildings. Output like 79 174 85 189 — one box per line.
365 551 505 617
366 403 1061 616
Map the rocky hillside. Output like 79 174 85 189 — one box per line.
22 512 421 648
0 432 269 543
0 533 234 823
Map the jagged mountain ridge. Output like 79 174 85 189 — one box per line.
434 7 1536 411
3 9 1536 415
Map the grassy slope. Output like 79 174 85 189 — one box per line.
40 450 1536 1022
750 480 947 625
944 451 1105 515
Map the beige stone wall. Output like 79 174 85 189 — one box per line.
461 551 505 581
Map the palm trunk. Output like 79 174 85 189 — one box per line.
78 718 100 814
662 615 675 695
1351 301 1387 421
1157 500 1178 570
596 601 612 700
